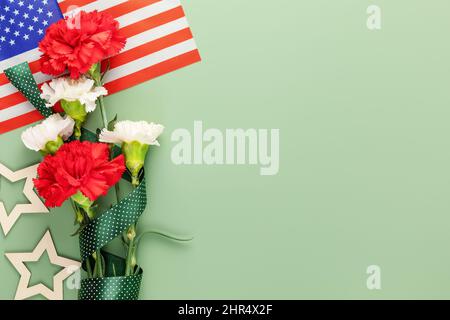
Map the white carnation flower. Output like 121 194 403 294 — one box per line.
40 76 107 112
21 114 75 152
99 121 165 146
99 121 164 184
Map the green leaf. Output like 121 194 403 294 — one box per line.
88 63 102 84
101 60 111 81
108 114 118 131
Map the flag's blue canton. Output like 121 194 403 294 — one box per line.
0 0 62 62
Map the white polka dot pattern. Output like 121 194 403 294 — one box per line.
79 178 147 261
79 272 143 300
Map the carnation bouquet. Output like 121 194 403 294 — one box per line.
6 9 191 300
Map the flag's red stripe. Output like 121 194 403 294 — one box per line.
104 0 161 19
0 74 7 86
120 6 185 38
0 110 44 134
61 0 165 19
27 60 42 74
107 28 193 70
106 49 200 94
59 0 97 14
0 92 27 110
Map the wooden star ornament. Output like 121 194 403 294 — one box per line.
0 163 49 235
5 230 81 300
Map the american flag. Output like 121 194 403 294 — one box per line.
0 0 200 134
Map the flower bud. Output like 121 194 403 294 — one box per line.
122 141 149 185
71 191 95 220
61 100 87 139
127 225 136 241
88 63 102 84
75 209 84 225
41 136 64 156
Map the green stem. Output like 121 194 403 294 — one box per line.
74 124 82 140
125 176 140 276
91 62 121 278
70 199 93 278
95 250 103 278
131 175 140 187
98 95 108 129
93 63 121 207
87 205 103 278
94 88 107 278
86 258 93 278
92 62 108 129
124 224 137 276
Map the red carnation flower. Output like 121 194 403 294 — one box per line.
39 10 126 79
34 141 126 207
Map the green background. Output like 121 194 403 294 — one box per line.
1 0 450 299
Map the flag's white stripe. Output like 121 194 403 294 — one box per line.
115 0 181 27
0 17 190 98
104 39 197 83
123 17 189 53
0 102 35 122
64 0 128 16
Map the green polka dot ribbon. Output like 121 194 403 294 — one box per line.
4 62 53 118
79 272 143 300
